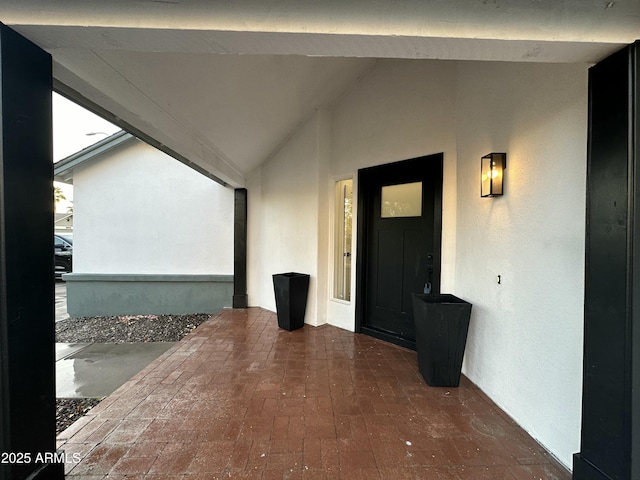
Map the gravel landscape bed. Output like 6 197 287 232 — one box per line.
56 398 102 434
55 313 211 435
55 313 210 343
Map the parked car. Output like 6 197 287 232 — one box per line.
54 234 73 276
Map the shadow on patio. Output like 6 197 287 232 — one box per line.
57 308 570 479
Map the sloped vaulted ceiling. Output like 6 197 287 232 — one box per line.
1 0 639 186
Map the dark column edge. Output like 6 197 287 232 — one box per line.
573 454 614 480
233 188 248 308
574 40 640 480
631 39 640 480
0 22 63 480
24 461 63 480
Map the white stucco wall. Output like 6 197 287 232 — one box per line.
247 58 587 469
247 113 325 325
454 61 587 469
73 139 234 274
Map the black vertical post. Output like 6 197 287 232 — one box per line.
233 188 248 308
0 24 62 480
573 41 640 480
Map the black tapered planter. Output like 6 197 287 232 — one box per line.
273 272 310 331
412 293 472 387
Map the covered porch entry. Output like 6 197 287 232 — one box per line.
1 2 639 478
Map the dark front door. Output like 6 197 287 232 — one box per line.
356 154 443 350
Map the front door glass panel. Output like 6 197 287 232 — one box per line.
381 182 422 218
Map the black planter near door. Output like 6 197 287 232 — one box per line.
411 293 472 387
272 272 310 331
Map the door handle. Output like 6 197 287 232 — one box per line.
425 253 434 294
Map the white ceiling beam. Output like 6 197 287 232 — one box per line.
12 26 625 64
53 52 246 187
2 0 638 45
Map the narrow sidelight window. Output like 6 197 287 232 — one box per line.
334 179 353 301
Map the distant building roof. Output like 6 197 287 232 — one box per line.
54 130 135 184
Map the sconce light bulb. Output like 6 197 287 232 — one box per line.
480 153 506 198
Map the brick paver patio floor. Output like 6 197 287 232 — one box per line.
58 308 571 479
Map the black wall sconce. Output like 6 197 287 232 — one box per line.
481 152 507 197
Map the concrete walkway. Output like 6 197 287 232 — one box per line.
55 279 69 323
56 342 175 398
55 280 175 399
